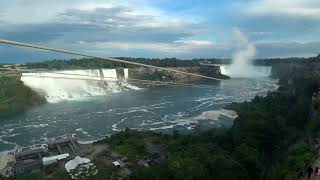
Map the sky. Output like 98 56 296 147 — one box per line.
1 0 320 63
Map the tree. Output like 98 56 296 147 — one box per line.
267 144 315 180
206 155 249 180
167 157 209 180
232 144 263 180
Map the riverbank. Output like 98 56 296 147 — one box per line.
0 74 46 116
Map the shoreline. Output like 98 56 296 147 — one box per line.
0 108 244 155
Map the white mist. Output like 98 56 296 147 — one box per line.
221 28 271 78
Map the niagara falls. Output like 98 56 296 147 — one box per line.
1 0 319 179
220 28 272 78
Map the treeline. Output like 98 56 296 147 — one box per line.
255 54 320 66
25 53 320 70
270 54 320 80
25 58 200 70
197 54 320 66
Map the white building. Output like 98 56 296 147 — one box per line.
42 153 69 166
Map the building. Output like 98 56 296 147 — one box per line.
42 153 70 166
10 160 43 175
112 160 125 168
14 144 48 161
48 134 79 154
65 156 91 172
65 156 97 179
7 134 80 176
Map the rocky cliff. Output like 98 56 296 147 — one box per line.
127 66 229 82
271 63 320 80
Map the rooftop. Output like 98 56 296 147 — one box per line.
15 144 48 157
113 160 125 168
48 134 77 144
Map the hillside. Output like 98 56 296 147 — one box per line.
0 74 46 116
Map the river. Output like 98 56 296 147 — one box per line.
0 72 277 152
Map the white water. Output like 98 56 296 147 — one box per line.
220 65 271 78
225 28 271 78
21 68 139 103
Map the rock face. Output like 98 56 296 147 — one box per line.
271 63 320 80
271 63 295 79
127 66 230 82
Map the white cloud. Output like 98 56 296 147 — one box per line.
254 40 320 58
3 0 318 60
0 0 76 23
252 32 273 36
0 0 182 25
83 39 218 54
174 40 214 46
255 40 320 45
0 0 209 51
241 0 320 18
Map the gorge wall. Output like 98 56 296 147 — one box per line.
128 66 229 82
271 63 320 80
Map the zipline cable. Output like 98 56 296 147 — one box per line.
0 38 222 81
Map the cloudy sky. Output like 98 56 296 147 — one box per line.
1 0 320 63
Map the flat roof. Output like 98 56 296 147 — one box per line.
43 153 69 162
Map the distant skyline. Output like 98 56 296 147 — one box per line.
1 0 320 63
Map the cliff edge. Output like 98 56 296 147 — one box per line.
128 66 230 82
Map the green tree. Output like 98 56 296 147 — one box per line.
232 144 263 180
206 155 249 180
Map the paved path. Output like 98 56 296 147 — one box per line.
302 157 320 180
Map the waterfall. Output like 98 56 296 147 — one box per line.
21 68 138 103
218 28 272 78
220 65 271 78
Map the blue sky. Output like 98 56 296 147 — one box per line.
1 0 320 63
